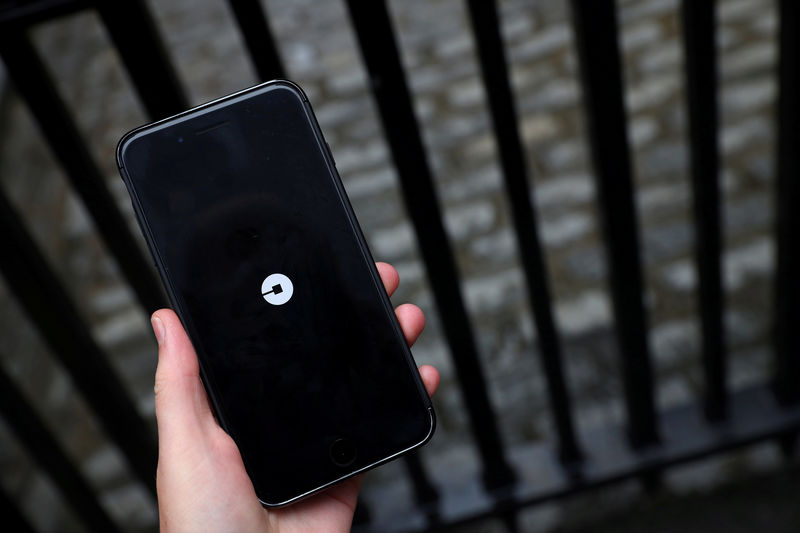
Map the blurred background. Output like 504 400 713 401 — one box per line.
1 0 798 531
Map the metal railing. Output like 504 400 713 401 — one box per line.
0 0 798 531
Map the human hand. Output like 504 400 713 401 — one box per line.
151 262 440 533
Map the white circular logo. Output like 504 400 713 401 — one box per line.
261 273 294 305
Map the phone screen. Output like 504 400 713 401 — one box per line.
119 83 432 505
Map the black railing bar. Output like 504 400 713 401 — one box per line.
94 0 188 120
0 29 166 314
0 0 84 27
343 0 516 490
500 510 519 533
0 361 121 532
0 483 36 533
389 385 800 532
568 0 659 447
224 0 285 81
680 0 727 421
352 497 371 526
465 0 583 467
777 430 798 458
403 453 439 508
774 0 800 405
0 188 157 497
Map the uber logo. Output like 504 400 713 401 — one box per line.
261 273 294 305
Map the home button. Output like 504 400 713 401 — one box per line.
329 438 356 467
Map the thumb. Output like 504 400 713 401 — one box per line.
151 309 216 446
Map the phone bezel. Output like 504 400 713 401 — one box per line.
116 79 435 507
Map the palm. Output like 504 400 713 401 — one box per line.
188 424 361 533
264 474 362 532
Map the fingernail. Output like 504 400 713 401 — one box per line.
151 315 166 346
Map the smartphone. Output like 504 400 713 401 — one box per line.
116 80 434 506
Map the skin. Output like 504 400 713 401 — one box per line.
151 262 440 533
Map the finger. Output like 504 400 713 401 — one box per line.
418 365 440 398
395 303 425 346
152 309 216 444
377 262 400 297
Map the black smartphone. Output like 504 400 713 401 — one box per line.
116 80 434 506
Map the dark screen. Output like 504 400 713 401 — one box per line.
119 82 432 505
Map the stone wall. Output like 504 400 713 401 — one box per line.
0 0 780 531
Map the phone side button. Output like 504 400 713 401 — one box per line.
329 438 356 467
131 205 160 269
